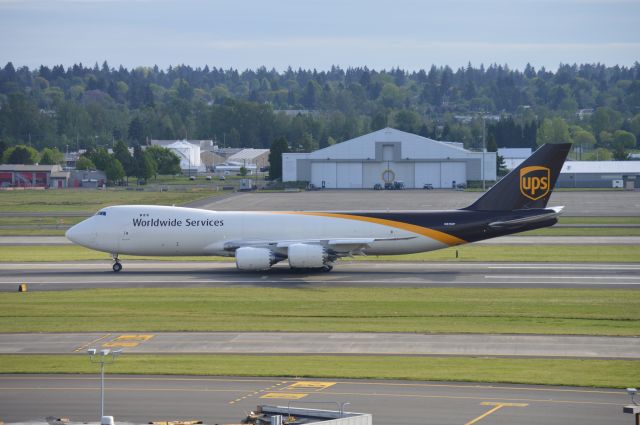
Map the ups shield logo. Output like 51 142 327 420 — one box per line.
520 166 550 201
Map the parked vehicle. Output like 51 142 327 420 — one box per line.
373 183 382 190
423 183 434 190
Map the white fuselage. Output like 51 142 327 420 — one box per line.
66 205 448 257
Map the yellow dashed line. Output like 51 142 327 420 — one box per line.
228 381 289 405
73 334 112 353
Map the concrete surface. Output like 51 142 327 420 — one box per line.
1 332 638 358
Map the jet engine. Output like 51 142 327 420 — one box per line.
235 247 276 271
287 243 329 269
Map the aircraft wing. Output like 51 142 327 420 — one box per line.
223 236 416 255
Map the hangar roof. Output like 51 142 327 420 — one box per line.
308 127 477 160
228 148 270 162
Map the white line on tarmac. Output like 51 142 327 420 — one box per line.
488 265 640 270
485 275 640 280
2 279 640 286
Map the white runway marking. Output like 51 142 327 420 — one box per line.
488 265 640 270
2 279 640 286
486 275 640 280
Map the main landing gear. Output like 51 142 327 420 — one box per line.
112 254 122 272
322 265 333 272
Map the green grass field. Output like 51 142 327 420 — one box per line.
0 188 223 213
1 244 638 263
0 354 636 388
2 287 638 335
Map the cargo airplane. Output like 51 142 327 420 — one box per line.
66 143 571 272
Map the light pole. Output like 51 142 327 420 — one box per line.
87 348 122 421
481 116 486 191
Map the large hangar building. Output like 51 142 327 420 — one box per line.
283 128 496 189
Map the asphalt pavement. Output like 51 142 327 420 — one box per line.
1 261 639 291
0 375 631 424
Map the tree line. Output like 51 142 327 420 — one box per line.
0 61 639 165
1 141 181 185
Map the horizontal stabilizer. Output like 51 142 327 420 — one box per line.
489 207 564 229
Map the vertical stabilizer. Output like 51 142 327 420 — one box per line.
465 143 571 211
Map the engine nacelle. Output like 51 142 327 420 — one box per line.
287 243 328 268
235 247 275 271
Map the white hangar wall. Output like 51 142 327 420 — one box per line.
283 127 496 189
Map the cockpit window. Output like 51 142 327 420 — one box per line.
95 211 107 216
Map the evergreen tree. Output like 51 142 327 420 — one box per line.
113 140 133 177
132 145 155 182
128 116 145 145
268 137 289 180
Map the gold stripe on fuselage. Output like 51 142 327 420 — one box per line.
281 212 466 247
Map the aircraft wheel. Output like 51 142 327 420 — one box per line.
112 262 122 273
322 265 333 272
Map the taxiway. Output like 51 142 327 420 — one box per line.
0 375 630 424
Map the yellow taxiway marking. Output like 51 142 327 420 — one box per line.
260 392 308 400
286 381 336 391
102 334 154 348
73 334 112 352
228 381 288 405
464 402 528 425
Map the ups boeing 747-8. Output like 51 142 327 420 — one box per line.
66 143 571 272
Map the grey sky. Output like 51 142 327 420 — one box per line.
1 0 638 71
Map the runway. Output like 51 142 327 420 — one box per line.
1 331 638 359
1 261 639 291
0 374 631 424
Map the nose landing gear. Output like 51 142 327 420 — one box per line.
112 254 122 272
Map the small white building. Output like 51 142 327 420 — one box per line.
165 140 202 172
227 148 270 170
283 127 496 189
558 161 640 189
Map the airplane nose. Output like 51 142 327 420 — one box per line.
65 221 96 246
65 223 81 244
